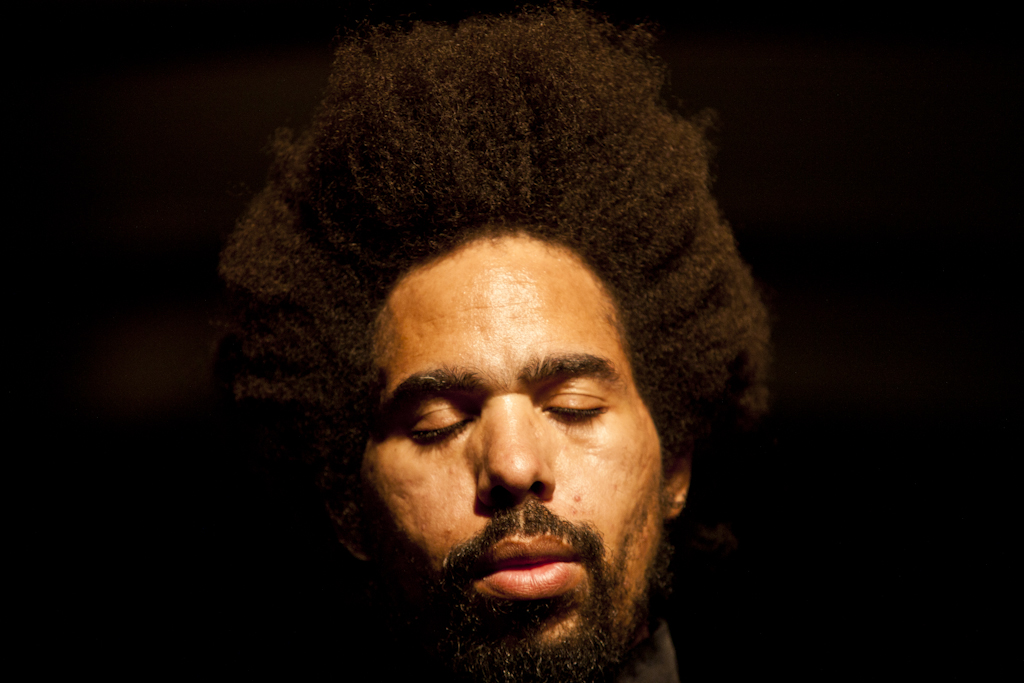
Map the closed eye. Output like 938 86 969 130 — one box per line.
545 406 605 424
410 419 472 445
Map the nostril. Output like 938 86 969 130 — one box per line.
529 480 545 495
489 486 516 509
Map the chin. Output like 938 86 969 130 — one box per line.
500 603 588 647
532 611 584 642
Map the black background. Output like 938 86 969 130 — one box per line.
19 1 1019 677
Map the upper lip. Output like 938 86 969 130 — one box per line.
476 536 579 575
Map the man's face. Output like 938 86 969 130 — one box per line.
359 235 688 677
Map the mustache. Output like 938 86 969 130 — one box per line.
441 499 605 590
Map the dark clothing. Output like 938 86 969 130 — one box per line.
616 620 681 683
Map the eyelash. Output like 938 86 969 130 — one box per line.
545 406 604 423
410 420 472 445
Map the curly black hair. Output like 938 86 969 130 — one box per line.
217 5 770 539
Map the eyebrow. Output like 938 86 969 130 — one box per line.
381 367 485 413
517 353 621 387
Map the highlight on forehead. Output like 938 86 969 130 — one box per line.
371 233 628 366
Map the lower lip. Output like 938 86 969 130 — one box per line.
476 561 583 600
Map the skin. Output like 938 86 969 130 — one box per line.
357 234 689 644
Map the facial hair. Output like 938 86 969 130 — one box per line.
370 500 663 683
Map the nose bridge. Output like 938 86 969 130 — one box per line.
475 394 554 507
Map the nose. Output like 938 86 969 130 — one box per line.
475 396 555 509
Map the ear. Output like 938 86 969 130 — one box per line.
337 528 370 562
663 452 691 520
326 501 370 562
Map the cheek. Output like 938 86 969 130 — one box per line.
363 446 477 568
564 415 664 552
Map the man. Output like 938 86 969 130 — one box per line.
218 6 769 682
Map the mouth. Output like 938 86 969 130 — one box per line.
474 536 586 601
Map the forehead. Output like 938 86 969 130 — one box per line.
377 236 626 388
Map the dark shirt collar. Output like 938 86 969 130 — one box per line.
615 620 681 683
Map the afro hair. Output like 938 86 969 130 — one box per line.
217 5 770 538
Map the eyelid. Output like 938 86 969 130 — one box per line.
414 401 458 419
541 383 607 407
411 401 469 429
541 380 610 427
407 397 476 445
545 392 603 405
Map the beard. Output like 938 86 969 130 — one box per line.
367 499 669 683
